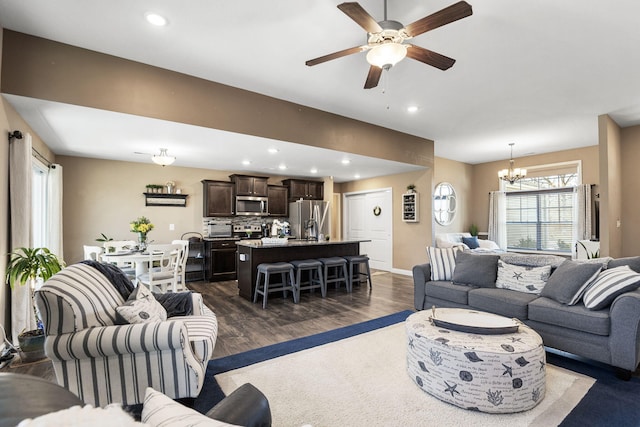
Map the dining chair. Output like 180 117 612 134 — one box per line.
137 244 182 293
83 245 103 262
102 240 137 280
171 240 190 291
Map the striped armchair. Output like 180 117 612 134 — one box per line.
34 263 218 406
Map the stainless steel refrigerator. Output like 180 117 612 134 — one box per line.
289 200 330 240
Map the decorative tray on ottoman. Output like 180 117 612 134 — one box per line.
429 307 519 335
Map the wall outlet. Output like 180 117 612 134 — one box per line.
169 223 175 231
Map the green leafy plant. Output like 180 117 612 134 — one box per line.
406 184 416 192
95 233 113 243
469 224 479 237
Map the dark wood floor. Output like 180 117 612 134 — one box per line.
1 270 415 380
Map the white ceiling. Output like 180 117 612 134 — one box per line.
1 0 640 180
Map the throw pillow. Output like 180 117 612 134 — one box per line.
582 265 640 310
496 260 551 294
461 236 480 249
452 252 500 288
607 256 640 273
116 285 167 324
141 388 238 427
540 260 602 305
426 246 460 281
17 404 143 427
153 291 194 317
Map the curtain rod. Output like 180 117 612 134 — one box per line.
8 129 54 167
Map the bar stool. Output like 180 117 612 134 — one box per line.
290 259 326 299
318 257 350 293
343 255 372 290
253 262 297 309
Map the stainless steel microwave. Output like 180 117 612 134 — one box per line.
236 196 268 216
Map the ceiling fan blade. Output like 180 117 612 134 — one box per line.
364 66 383 89
306 45 368 67
338 2 383 34
404 1 472 38
406 44 456 70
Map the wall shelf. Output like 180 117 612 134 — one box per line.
402 192 419 222
143 193 188 207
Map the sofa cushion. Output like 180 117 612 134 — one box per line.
116 285 167 324
452 252 499 288
467 288 538 320
496 260 551 294
540 260 602 305
425 281 471 305
426 246 461 281
528 297 610 336
582 266 640 310
608 256 640 273
461 236 480 249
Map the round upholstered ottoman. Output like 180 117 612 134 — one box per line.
406 309 546 413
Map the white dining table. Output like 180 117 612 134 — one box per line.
102 251 162 278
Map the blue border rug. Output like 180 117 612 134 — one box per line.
195 310 640 426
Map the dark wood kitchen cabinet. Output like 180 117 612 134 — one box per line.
202 180 234 217
230 174 268 197
282 179 323 201
206 239 237 281
267 185 288 217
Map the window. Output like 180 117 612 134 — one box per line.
504 169 579 254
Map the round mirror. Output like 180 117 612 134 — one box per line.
434 182 457 226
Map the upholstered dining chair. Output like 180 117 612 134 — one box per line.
82 245 103 262
34 262 218 407
137 243 182 293
102 240 137 280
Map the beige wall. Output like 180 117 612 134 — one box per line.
433 157 474 235
470 146 600 233
621 124 640 256
599 115 623 258
338 169 432 271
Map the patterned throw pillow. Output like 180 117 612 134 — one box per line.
116 285 167 324
426 246 460 281
582 265 640 310
141 387 235 426
496 260 551 294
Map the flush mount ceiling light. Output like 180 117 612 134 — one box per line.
268 148 279 154
498 143 527 184
145 12 168 26
152 148 175 166
407 105 419 113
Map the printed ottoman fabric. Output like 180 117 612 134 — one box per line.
406 310 546 413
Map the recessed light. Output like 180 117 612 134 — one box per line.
341 159 351 165
407 105 419 113
145 12 168 26
278 164 287 170
310 168 318 174
268 148 279 154
242 160 251 166
354 174 361 179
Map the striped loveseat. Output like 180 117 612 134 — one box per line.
34 263 218 406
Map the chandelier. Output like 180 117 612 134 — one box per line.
152 148 175 167
498 143 526 184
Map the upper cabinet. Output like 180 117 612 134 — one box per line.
267 185 288 217
202 180 234 217
282 179 324 201
230 174 268 197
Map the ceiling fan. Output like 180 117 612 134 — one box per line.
305 1 472 89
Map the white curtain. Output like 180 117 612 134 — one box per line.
573 184 592 256
47 164 64 259
9 133 35 344
488 191 507 250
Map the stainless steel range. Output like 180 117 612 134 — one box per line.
233 224 262 239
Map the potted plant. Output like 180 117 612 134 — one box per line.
469 224 479 237
6 247 64 362
406 184 416 193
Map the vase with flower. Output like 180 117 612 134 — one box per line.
130 216 154 252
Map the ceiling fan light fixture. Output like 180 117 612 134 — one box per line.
152 148 175 166
366 42 407 68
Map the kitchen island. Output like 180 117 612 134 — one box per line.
235 239 368 300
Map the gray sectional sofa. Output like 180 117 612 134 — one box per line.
413 251 640 378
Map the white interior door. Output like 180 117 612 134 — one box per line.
344 188 392 271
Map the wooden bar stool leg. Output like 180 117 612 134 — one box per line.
253 272 262 304
290 269 299 303
343 263 351 292
317 266 326 297
262 271 270 309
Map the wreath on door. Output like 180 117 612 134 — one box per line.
373 206 382 216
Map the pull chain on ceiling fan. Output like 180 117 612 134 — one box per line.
305 1 473 89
